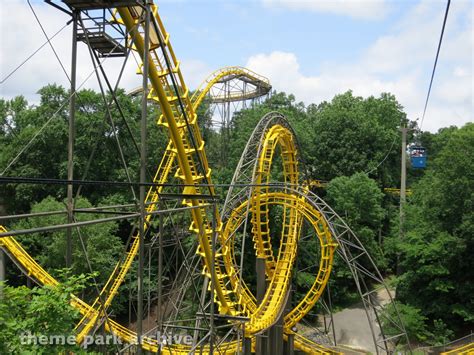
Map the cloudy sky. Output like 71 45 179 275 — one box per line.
0 0 472 132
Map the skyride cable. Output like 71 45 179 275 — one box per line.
0 21 71 85
419 0 451 130
0 21 141 176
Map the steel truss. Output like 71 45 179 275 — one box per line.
0 2 411 354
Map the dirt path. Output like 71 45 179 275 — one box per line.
332 287 395 354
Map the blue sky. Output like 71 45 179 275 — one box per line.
1 0 472 132
158 1 408 73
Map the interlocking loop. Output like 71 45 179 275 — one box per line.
0 4 338 354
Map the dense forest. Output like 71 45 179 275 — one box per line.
0 85 472 352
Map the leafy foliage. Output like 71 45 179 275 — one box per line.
305 91 405 186
0 271 92 354
325 173 386 303
12 196 122 289
0 85 167 213
1 85 470 347
395 123 474 335
381 301 430 344
327 172 385 263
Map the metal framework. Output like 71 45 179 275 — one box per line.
192 66 271 129
0 1 411 354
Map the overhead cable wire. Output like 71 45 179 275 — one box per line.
29 2 150 188
0 21 71 85
72 216 122 353
27 0 70 82
364 131 398 176
419 0 451 130
0 21 140 176
80 17 138 203
28 2 143 196
0 175 310 190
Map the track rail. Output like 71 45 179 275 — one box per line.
191 66 272 107
0 3 338 352
0 1 410 354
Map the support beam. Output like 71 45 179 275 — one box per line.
66 9 78 268
284 290 295 355
210 203 218 354
0 197 5 297
328 286 337 347
284 332 295 355
270 287 288 355
398 125 407 276
0 204 209 238
157 201 163 354
256 257 267 354
192 277 209 352
243 336 252 355
137 3 151 353
0 249 5 300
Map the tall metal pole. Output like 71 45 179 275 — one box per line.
66 10 78 268
256 257 266 354
0 250 5 300
210 203 217 354
0 197 5 297
192 277 209 350
138 3 151 353
398 125 407 275
283 289 294 355
157 201 163 354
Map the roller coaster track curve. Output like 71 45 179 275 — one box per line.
0 2 410 354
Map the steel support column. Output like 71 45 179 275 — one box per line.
285 332 295 355
66 9 78 268
0 249 5 300
270 288 287 355
210 203 218 354
398 125 407 276
243 336 252 355
137 3 151 353
157 200 163 354
256 257 267 354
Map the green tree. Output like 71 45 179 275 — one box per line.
326 172 386 265
325 173 386 303
0 85 168 214
381 302 455 347
396 123 474 335
306 91 405 187
0 272 92 354
12 196 123 291
381 301 430 345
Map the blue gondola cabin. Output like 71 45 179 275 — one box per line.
410 146 427 169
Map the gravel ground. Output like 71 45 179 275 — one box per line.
332 287 395 354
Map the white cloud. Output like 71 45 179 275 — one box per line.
0 1 210 104
262 0 390 20
246 1 473 132
246 51 418 107
180 58 213 91
0 1 143 103
0 1 471 133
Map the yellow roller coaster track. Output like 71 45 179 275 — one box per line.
0 3 340 354
191 66 272 107
128 65 271 105
440 342 474 354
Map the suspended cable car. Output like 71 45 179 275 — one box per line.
409 146 427 169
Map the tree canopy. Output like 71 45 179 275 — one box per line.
396 123 474 335
1 85 471 349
